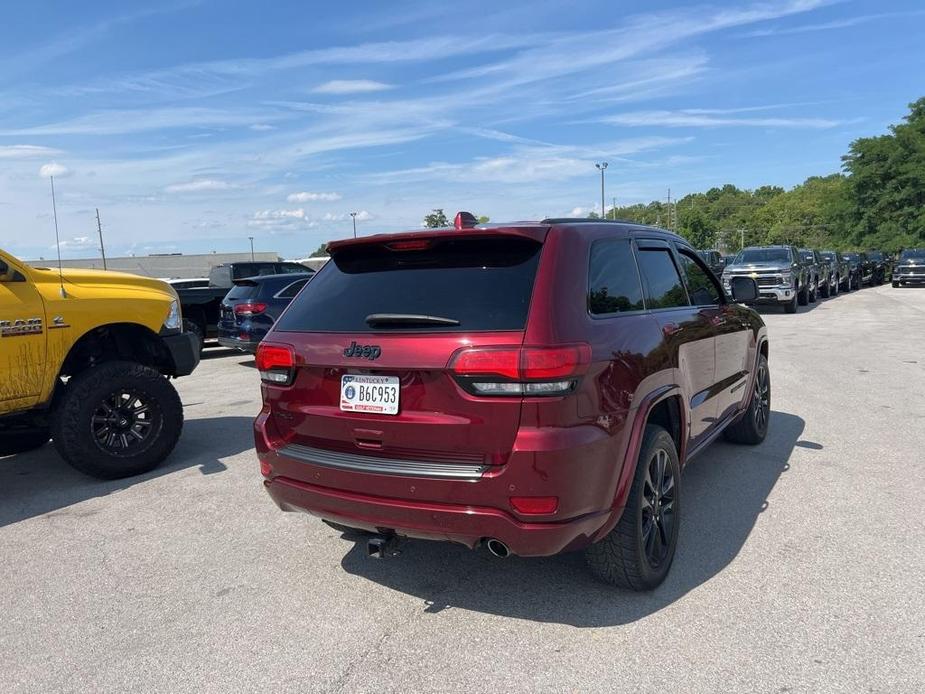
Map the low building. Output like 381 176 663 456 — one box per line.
26 252 281 279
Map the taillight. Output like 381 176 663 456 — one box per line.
256 343 295 385
235 302 267 316
448 344 590 396
510 496 559 515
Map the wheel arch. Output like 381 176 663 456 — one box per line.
58 323 176 382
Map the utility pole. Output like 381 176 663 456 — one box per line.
350 211 358 238
594 162 608 218
95 208 108 270
666 188 672 230
248 236 255 261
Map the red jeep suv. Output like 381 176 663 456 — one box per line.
254 218 769 590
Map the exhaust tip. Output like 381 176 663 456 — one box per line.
485 538 510 558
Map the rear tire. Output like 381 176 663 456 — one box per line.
723 354 770 445
797 284 808 306
51 361 183 479
784 295 797 313
820 279 830 298
892 281 899 288
585 424 680 591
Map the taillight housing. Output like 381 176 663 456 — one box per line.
234 302 267 316
256 343 295 385
448 344 591 397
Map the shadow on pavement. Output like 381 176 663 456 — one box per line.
0 415 254 527
339 410 804 627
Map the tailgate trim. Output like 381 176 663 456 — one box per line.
277 443 489 480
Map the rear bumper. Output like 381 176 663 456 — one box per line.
217 335 260 353
264 475 610 557
255 410 622 557
162 331 200 376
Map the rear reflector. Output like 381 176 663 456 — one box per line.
256 343 295 385
510 496 558 514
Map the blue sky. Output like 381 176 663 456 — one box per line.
1 0 924 260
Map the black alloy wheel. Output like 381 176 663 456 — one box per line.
91 389 160 456
641 448 677 568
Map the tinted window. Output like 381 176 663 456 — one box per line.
820 252 835 260
678 251 721 305
276 237 541 332
636 248 689 309
867 252 883 261
226 282 257 300
900 249 925 260
735 248 791 263
277 263 312 274
276 278 309 299
799 250 814 262
843 253 858 261
588 240 645 315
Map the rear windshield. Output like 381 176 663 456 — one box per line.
799 250 814 262
820 252 835 260
900 249 925 260
275 236 541 332
226 282 257 300
843 253 858 260
868 252 883 260
735 248 791 263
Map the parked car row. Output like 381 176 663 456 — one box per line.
719 244 900 312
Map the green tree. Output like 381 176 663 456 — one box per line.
309 243 328 257
477 215 490 224
423 209 449 228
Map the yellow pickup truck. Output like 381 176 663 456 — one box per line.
0 248 199 478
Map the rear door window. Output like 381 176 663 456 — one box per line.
275 236 541 332
226 282 258 300
276 278 309 299
635 247 690 309
588 240 644 315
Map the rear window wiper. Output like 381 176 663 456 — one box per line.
365 313 460 327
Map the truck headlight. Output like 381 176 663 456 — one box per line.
163 300 182 331
780 272 792 283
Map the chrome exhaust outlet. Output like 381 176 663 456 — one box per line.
485 538 510 558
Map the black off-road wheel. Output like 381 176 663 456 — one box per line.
797 283 808 306
892 281 899 288
820 279 830 298
784 295 798 313
585 424 680 591
0 426 50 456
51 361 183 479
723 354 770 445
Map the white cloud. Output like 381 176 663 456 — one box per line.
165 179 235 193
312 79 393 94
249 123 275 131
286 191 342 203
570 207 591 217
323 210 374 222
741 10 925 37
0 145 61 159
53 236 96 251
39 162 71 178
253 208 307 220
602 110 841 129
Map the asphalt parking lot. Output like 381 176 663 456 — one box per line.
2 285 924 693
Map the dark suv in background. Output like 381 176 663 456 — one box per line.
254 217 769 591
842 252 868 289
866 251 889 285
217 273 314 353
819 250 848 293
723 245 807 313
892 248 925 287
799 248 831 299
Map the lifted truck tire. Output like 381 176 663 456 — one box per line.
51 361 183 479
585 424 680 591
797 283 809 306
0 427 50 456
784 295 798 313
723 354 770 445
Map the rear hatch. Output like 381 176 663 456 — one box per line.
262 230 547 479
219 280 260 331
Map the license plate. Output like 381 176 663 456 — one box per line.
340 375 400 415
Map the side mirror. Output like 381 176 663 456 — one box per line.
730 276 758 303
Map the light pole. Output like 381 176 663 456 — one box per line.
248 236 254 261
350 211 358 238
594 162 608 219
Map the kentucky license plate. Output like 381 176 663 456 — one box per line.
340 374 400 415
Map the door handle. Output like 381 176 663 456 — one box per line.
662 322 680 337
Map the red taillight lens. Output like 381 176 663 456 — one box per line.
510 496 559 514
387 239 432 251
235 302 267 316
448 345 590 397
449 348 520 379
256 343 295 385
